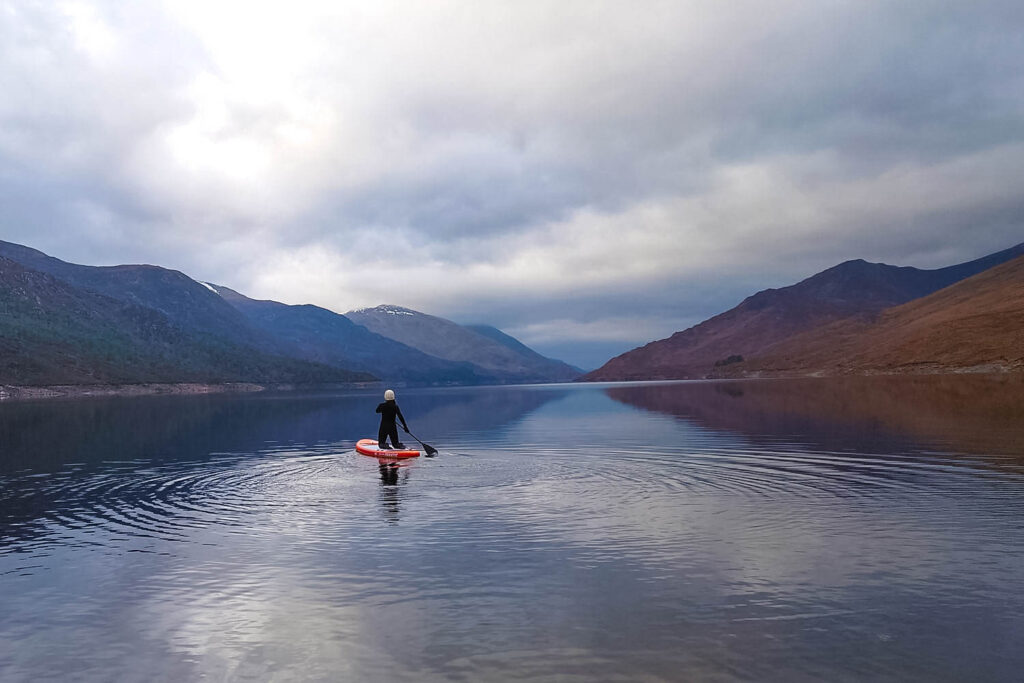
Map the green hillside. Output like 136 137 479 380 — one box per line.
0 256 374 385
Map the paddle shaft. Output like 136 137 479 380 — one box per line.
404 427 438 455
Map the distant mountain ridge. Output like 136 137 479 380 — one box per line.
0 254 367 385
465 324 584 375
347 305 582 383
0 240 578 388
210 285 487 384
583 242 1024 381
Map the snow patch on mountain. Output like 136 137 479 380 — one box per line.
352 305 415 316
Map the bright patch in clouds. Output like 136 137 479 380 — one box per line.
62 1 116 60
2 1 1023 367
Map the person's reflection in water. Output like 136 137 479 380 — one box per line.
378 461 409 525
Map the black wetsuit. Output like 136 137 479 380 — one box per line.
376 400 408 448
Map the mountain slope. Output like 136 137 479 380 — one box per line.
584 243 1024 381
0 241 577 386
465 324 583 378
347 306 581 382
0 240 279 353
211 285 484 384
0 256 372 385
724 254 1024 376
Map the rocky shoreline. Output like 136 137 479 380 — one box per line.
0 381 381 402
708 360 1024 380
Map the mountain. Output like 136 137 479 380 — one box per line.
0 240 283 354
210 285 485 384
347 306 581 383
718 253 1024 376
583 243 1024 381
0 255 370 386
464 324 583 377
0 240 575 388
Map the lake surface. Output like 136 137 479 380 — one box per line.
2 376 1024 681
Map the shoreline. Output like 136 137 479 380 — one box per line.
580 362 1024 383
0 381 382 402
707 361 1024 380
4 366 1020 401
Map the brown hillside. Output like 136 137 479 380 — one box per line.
731 254 1024 376
583 291 867 380
582 243 1024 381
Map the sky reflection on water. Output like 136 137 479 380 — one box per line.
1 377 1023 681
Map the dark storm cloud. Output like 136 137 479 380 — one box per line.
2 2 1023 367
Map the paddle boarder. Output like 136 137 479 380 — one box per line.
376 389 409 449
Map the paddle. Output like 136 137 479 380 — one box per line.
403 426 438 456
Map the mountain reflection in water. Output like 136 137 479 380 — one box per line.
2 380 1023 682
606 374 1024 460
0 387 567 549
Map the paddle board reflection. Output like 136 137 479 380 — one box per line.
378 461 410 524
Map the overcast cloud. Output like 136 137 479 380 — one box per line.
2 1 1023 368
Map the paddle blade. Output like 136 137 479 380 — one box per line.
405 428 438 456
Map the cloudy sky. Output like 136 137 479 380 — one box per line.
2 1 1023 368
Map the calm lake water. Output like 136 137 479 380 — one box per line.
2 376 1024 681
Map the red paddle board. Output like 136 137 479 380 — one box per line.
356 438 421 459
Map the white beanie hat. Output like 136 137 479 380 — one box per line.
384 389 395 401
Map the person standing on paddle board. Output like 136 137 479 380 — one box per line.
376 389 409 449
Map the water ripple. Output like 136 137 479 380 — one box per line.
3 435 1021 560
3 382 1024 682
1 448 357 552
